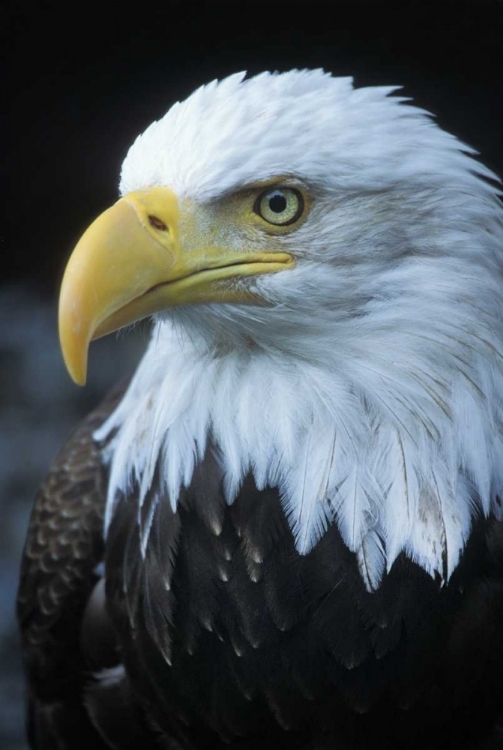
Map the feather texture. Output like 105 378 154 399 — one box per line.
94 70 503 589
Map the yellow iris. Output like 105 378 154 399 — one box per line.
254 187 304 226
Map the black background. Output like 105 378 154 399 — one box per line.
2 2 503 748
3 0 503 298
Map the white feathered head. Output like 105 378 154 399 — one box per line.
60 70 503 589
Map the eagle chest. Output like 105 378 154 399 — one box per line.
102 447 500 746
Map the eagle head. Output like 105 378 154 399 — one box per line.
58 70 503 589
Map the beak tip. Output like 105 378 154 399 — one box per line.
59 335 89 387
71 371 87 387
64 357 88 387
59 303 90 387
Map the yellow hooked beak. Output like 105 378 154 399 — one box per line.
58 187 294 385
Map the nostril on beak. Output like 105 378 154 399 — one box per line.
148 215 168 231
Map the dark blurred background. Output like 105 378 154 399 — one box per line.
2 0 503 746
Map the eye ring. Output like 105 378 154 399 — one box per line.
253 187 304 227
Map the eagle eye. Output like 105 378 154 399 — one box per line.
254 188 304 226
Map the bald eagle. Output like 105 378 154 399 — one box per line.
18 71 503 750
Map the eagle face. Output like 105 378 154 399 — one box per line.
59 70 503 589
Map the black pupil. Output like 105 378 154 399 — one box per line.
268 193 287 213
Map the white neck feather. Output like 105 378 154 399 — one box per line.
96 271 503 590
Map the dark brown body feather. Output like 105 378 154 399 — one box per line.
18 387 503 749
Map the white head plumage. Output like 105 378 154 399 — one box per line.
96 70 503 590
